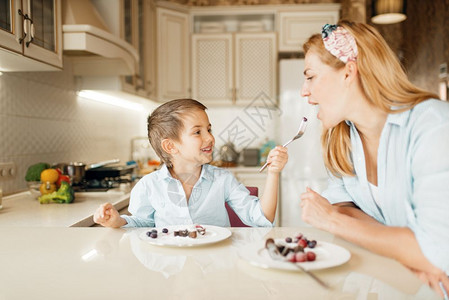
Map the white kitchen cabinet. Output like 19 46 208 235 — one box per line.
191 33 233 103
0 0 22 54
156 7 190 102
121 0 156 98
0 0 62 71
235 32 277 104
191 32 276 106
278 8 339 52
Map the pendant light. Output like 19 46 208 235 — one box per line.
371 0 407 24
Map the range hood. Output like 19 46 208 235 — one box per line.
62 0 138 76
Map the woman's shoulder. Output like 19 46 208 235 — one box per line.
404 99 449 141
411 99 449 118
402 99 449 129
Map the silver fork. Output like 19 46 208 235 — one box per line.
265 238 330 289
259 117 308 172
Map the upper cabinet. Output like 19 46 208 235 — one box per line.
189 4 338 106
156 6 190 102
121 0 156 98
192 33 233 104
278 5 340 52
0 0 62 72
192 32 276 105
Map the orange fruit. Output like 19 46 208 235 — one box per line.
39 182 57 195
40 169 59 183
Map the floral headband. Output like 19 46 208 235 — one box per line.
321 24 358 64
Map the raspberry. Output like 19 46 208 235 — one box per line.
295 252 307 262
298 239 308 248
286 252 296 262
306 252 316 261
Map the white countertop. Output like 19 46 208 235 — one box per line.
0 190 130 227
0 226 439 300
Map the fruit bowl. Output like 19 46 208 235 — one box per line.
27 181 41 199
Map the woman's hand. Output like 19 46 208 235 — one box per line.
300 187 336 232
266 146 288 173
409 267 449 299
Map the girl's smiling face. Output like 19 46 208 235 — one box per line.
172 109 215 167
301 51 349 129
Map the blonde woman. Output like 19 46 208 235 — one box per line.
299 20 449 298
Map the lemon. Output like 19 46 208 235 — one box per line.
40 169 59 183
39 182 57 195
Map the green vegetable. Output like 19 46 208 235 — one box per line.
25 162 50 182
38 181 75 204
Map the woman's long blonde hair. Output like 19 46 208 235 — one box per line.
303 20 439 178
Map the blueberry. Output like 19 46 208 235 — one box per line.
308 240 317 248
146 231 152 237
150 232 158 238
285 237 292 243
151 229 157 233
162 228 168 233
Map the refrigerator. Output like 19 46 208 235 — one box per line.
278 59 328 227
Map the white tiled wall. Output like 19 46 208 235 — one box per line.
207 106 280 161
0 58 155 194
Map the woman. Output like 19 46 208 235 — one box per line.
299 20 449 297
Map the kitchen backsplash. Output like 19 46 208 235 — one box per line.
0 58 152 194
208 105 279 159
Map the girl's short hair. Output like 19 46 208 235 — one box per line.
303 20 439 178
147 99 207 167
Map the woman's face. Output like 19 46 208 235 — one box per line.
301 51 348 129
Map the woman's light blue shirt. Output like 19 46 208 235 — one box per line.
322 99 449 272
122 164 273 228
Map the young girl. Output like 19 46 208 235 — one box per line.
94 99 287 228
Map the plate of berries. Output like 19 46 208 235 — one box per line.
239 233 351 271
139 225 232 247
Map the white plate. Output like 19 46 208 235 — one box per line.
239 239 351 271
139 225 232 247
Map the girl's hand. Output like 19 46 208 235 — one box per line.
266 146 288 173
93 202 121 228
300 187 335 232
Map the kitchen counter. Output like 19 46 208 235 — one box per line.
0 190 130 227
0 226 439 300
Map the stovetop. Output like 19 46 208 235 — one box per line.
72 177 133 192
73 164 136 192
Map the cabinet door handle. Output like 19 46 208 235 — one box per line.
26 22 35 47
17 9 27 45
17 9 34 47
